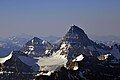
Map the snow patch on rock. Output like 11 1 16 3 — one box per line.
73 54 84 62
0 52 12 64
73 65 78 70
98 54 111 60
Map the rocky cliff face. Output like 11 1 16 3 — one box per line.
0 51 35 80
62 25 94 46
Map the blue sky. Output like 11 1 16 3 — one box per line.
0 0 120 37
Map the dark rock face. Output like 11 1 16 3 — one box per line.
82 56 120 80
36 67 84 80
0 52 35 80
21 37 53 57
62 25 94 46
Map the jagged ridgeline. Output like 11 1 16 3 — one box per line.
0 25 120 80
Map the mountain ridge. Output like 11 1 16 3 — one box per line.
0 25 120 80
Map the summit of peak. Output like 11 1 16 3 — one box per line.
61 25 94 46
68 25 85 35
32 37 41 40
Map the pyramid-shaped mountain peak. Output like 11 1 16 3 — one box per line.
68 25 85 35
21 37 53 57
33 37 40 40
26 37 43 45
32 37 43 42
61 25 94 46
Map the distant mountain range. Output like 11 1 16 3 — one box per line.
0 25 120 80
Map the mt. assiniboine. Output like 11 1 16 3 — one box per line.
0 25 120 80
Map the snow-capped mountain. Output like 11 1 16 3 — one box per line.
0 34 32 57
36 25 107 77
8 34 32 48
0 40 21 55
36 25 120 80
0 25 120 80
0 34 32 50
56 25 109 60
61 25 94 46
21 37 53 57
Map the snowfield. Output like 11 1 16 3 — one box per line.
37 42 69 73
37 52 68 72
36 42 85 76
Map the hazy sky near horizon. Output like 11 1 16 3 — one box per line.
0 0 120 37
